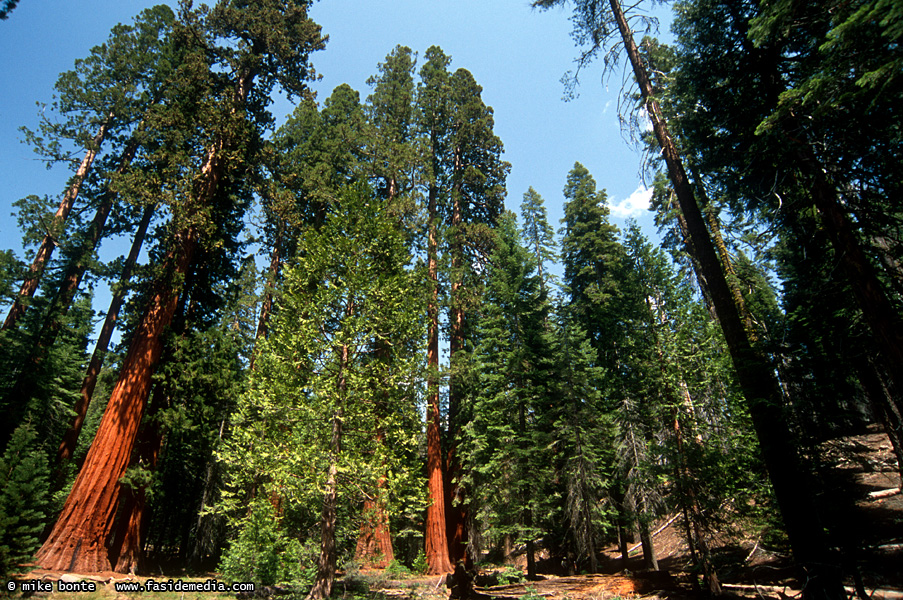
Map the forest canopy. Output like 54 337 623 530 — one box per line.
0 1 901 600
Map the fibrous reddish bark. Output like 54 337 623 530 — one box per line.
446 152 468 566
56 204 154 468
36 228 196 572
109 388 165 574
425 183 453 575
37 139 140 348
3 141 142 452
354 491 395 569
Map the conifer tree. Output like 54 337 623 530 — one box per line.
414 46 508 569
416 46 454 574
36 0 325 572
464 212 555 578
0 424 50 579
2 5 176 334
550 314 612 573
365 45 420 207
559 162 624 373
520 187 558 296
535 2 845 595
0 6 179 449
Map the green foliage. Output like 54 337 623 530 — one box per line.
497 566 526 585
220 497 312 586
384 559 412 577
219 184 426 585
464 212 556 554
410 550 428 575
520 187 558 293
0 423 50 578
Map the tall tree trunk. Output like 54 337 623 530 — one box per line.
673 388 721 595
446 150 468 565
2 118 111 332
55 203 154 468
636 513 658 571
583 487 598 574
109 386 166 574
426 180 453 575
354 478 395 569
36 139 141 350
2 141 142 446
189 417 227 568
608 1 844 598
308 339 348 600
355 343 395 569
308 410 341 600
36 227 197 572
525 507 536 579
694 177 757 341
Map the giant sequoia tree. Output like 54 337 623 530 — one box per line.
36 0 325 572
0 6 179 447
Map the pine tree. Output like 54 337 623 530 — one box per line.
464 212 556 578
535 2 845 595
520 187 558 296
2 5 176 334
559 162 623 369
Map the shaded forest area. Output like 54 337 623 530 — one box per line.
0 1 901 600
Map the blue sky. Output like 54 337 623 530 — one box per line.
0 0 671 321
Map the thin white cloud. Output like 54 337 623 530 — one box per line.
609 186 653 218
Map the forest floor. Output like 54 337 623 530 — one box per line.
9 426 902 600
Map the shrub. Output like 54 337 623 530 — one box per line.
219 498 311 586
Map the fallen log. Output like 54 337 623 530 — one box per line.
868 488 901 499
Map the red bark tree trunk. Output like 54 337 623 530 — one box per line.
56 204 154 467
36 140 140 347
425 182 453 575
109 388 165 574
445 148 468 566
354 485 395 569
36 228 196 572
3 142 142 450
